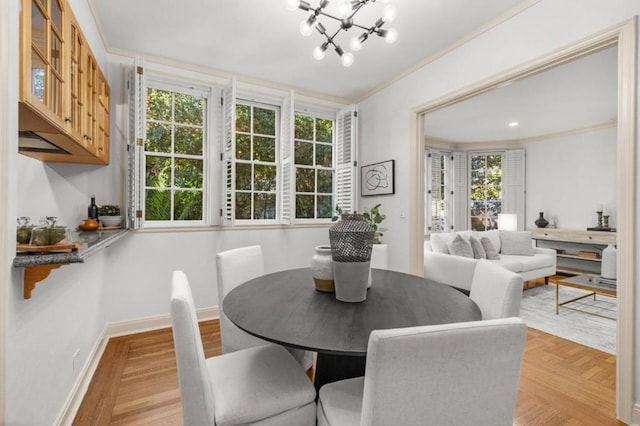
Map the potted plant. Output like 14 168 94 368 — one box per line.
333 204 387 244
332 204 389 272
98 205 122 227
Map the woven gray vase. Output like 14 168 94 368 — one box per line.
329 213 374 302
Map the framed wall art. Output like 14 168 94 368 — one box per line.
361 160 395 196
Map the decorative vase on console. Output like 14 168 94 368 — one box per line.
535 212 549 228
601 244 617 280
311 245 334 292
329 213 374 303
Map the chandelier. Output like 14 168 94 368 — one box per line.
287 0 398 67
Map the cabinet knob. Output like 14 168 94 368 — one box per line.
98 147 103 151
65 117 73 123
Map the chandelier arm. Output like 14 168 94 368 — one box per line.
351 22 376 32
317 10 343 22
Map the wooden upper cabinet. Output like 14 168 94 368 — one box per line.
18 0 110 165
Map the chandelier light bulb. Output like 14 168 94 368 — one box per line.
341 52 354 67
300 18 314 36
286 0 301 10
383 28 398 43
350 33 367 51
350 37 362 51
338 0 353 18
382 4 397 23
313 45 327 60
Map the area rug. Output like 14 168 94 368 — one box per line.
520 284 616 355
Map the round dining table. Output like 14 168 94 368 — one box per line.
223 267 482 391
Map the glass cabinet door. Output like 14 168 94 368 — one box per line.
25 0 65 123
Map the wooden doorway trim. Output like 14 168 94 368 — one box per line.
408 18 637 423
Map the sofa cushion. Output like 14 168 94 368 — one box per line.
447 234 474 258
491 256 522 273
430 233 452 254
469 236 486 259
500 231 534 256
498 254 555 272
477 229 501 253
480 237 500 260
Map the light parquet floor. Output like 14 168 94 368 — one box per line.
74 318 622 425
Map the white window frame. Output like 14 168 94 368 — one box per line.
233 98 281 225
292 106 337 223
469 150 504 232
129 60 216 229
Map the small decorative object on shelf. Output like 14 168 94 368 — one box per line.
329 212 374 303
596 208 604 228
311 245 334 292
603 215 610 229
88 196 99 220
98 205 122 227
16 216 35 244
78 218 100 231
534 212 549 228
601 244 617 280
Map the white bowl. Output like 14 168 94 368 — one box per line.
100 216 122 227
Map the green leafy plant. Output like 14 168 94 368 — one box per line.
99 205 121 216
332 204 387 244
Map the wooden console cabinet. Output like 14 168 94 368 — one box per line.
19 0 109 165
530 228 616 275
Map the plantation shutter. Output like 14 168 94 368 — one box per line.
335 105 357 214
221 78 236 226
280 90 294 224
425 150 443 234
128 56 145 229
502 149 525 231
452 151 468 231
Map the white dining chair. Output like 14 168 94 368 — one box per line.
216 245 314 370
170 270 316 426
317 317 527 426
469 259 524 319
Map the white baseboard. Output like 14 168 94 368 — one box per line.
631 402 640 425
54 306 219 426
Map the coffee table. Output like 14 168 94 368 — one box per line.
555 274 617 320
223 267 481 390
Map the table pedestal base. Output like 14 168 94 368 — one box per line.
314 353 366 392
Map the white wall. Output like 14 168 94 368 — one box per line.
525 127 618 230
4 2 336 425
356 0 639 416
4 0 116 422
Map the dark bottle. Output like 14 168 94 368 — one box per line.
88 196 99 219
534 212 549 228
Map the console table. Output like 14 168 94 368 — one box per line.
530 228 616 275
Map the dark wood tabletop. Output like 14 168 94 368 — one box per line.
223 267 482 357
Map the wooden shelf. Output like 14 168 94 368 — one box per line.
531 228 615 276
557 253 602 262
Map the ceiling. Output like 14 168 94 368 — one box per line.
90 0 526 101
423 46 618 143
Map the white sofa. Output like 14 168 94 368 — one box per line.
424 230 556 292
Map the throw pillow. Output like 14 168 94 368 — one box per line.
469 236 486 259
500 230 534 256
430 233 452 254
447 234 474 258
480 236 500 260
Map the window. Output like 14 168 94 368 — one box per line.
142 81 208 224
130 67 356 229
234 102 278 220
470 153 502 231
294 113 334 219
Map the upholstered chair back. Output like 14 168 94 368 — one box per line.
470 259 524 319
170 270 216 425
360 318 527 426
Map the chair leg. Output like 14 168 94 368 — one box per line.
544 276 549 285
